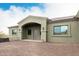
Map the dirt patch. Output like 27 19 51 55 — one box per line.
0 41 79 56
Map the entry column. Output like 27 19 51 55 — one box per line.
18 26 22 40
41 19 47 42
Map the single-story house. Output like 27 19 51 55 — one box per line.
8 11 79 43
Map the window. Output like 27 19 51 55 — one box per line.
12 29 17 35
53 25 68 35
28 29 31 35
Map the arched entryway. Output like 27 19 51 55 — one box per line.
22 23 41 40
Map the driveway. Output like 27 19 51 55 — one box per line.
0 41 79 56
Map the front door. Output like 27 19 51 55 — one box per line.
27 27 41 40
27 28 33 39
33 27 41 40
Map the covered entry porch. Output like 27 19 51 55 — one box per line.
18 15 47 42
22 23 41 40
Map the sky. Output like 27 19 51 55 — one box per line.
0 3 79 34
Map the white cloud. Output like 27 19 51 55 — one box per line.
29 7 44 16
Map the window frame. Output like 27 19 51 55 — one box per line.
53 25 68 35
12 29 17 35
52 24 71 36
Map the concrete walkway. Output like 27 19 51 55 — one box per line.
0 41 79 56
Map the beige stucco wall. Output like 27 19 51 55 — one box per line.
9 27 20 41
47 20 79 43
78 20 79 40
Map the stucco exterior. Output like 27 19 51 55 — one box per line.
8 14 79 43
8 26 19 41
9 15 47 42
47 18 79 43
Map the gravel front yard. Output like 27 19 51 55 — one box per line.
0 41 79 56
